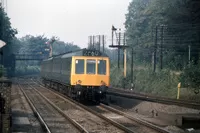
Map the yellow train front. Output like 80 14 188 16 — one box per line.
41 49 110 102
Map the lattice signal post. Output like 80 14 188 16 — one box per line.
109 26 133 89
109 26 129 77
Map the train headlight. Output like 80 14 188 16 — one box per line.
101 80 106 86
77 80 82 84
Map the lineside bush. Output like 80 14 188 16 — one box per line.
110 64 179 98
180 63 200 94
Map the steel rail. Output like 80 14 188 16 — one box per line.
32 80 172 133
28 86 89 133
34 82 137 133
107 88 200 109
18 84 52 133
100 103 171 133
36 78 200 109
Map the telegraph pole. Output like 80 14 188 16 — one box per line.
118 29 121 68
123 48 126 77
123 33 127 88
189 45 191 66
153 26 158 72
131 48 134 89
160 25 164 70
123 33 126 69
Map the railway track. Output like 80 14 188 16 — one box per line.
17 84 52 133
34 76 200 109
87 105 171 133
107 88 200 109
18 83 86 133
31 79 172 133
21 80 125 133
11 83 45 133
96 104 171 133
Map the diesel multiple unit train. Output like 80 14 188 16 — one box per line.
41 49 110 102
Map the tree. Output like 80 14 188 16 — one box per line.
18 35 80 57
19 35 49 57
0 7 17 36
125 0 200 68
52 41 80 55
0 7 17 76
14 35 81 76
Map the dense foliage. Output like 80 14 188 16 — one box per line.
18 35 80 56
0 7 17 50
109 0 200 97
19 35 49 56
14 35 80 76
52 40 80 55
0 7 17 77
180 62 200 91
125 0 200 67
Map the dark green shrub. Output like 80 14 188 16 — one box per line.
180 63 200 91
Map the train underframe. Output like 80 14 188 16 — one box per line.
42 78 107 103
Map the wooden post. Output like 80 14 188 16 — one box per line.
177 82 181 99
123 33 126 78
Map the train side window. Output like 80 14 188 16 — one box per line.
98 60 106 75
62 58 71 74
75 59 84 74
53 58 60 73
87 60 96 74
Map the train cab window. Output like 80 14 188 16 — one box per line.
87 60 96 74
75 59 84 74
98 60 106 75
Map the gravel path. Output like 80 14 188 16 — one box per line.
11 84 44 133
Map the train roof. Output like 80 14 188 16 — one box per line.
43 48 108 61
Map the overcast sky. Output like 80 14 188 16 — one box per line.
6 0 131 48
